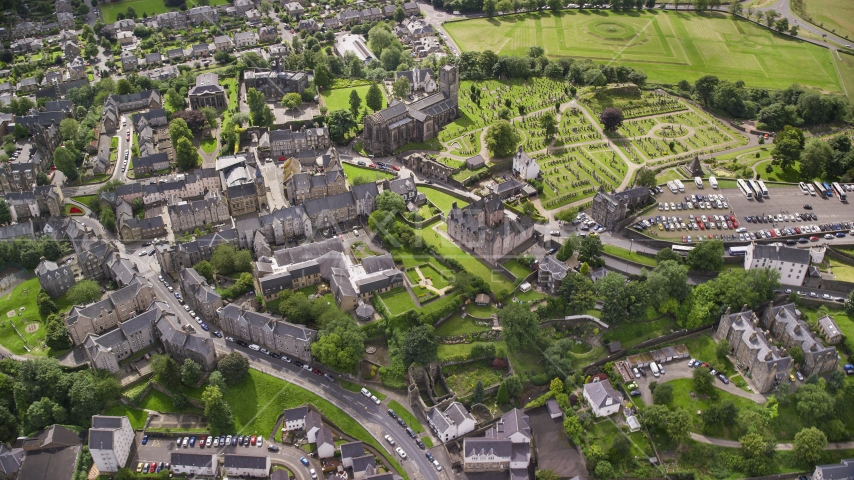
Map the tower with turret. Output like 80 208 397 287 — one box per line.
439 64 459 105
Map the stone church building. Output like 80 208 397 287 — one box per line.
363 65 459 155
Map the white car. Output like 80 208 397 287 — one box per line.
361 388 371 397
395 447 407 459
384 435 395 445
433 460 443 471
370 395 381 405
310 469 317 479
249 344 261 351
183 305 190 311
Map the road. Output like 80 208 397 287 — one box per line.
761 0 851 49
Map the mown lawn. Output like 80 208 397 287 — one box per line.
434 313 491 336
419 264 450 289
343 163 395 183
139 390 203 415
603 244 658 267
103 404 149 430
601 316 678 350
200 138 217 154
431 224 515 293
443 360 506 397
379 288 417 316
418 186 468 214
0 277 76 356
438 341 507 361
321 86 386 116
71 194 97 206
225 369 408 477
502 259 533 279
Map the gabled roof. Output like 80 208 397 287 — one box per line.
339 441 364 460
583 380 622 410
224 454 268 469
171 452 215 467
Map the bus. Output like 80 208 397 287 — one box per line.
757 180 769 198
729 246 750 256
822 182 834 197
694 177 703 189
671 245 696 255
737 179 753 199
667 180 678 194
832 182 848 201
814 181 829 197
708 176 718 189
748 180 763 199
674 179 685 193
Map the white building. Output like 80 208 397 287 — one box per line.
744 242 810 286
462 409 531 476
583 379 622 417
282 406 309 432
224 454 271 477
171 453 217 476
335 34 373 63
427 401 476 443
511 146 539 180
88 416 134 473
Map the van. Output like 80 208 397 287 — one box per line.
249 344 260 351
406 427 416 438
649 362 660 377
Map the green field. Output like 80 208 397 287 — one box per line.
379 288 417 315
0 277 75 356
100 0 228 22
434 313 492 336
445 11 842 91
802 0 854 42
103 404 149 430
342 163 394 183
418 186 468 214
321 86 386 116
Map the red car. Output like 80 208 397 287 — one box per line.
149 463 157 473
199 436 206 448
810 236 819 241
794 227 801 234
770 230 776 238
698 222 705 230
392 165 400 171
368 164 376 168
682 236 687 243
250 436 257 446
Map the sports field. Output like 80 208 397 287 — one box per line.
801 0 854 42
444 11 842 92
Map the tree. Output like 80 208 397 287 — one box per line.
349 89 362 117
594 461 615 479
45 315 72 350
563 415 583 443
200 107 219 130
556 235 580 262
381 46 403 71
368 25 397 55
499 303 539 351
694 75 720 105
599 107 624 131
150 354 181 390
366 83 383 112
645 260 690 311
540 112 558 140
703 399 738 428
259 0 273 14
579 235 604 265
37 292 58 315
169 118 193 146
485 120 519 158
311 316 366 371
165 88 185 112
59 118 79 141
327 110 356 143
715 339 730 361
557 273 596 314
536 470 560 480
66 280 102 306
635 166 657 188
376 190 406 214
655 248 682 264
496 382 510 404
54 147 79 182
246 88 274 127
402 325 438 366
217 352 249 384
686 239 724 271
775 17 789 32
795 383 835 422
0 199 9 225
794 427 827 464
211 244 239 275
471 380 485 404
178 359 202 387
171 110 208 136
175 137 199 171
772 125 805 169
740 432 775 476
693 367 715 396
116 79 134 95
799 139 832 181
484 0 496 15
281 92 302 112
194 261 215 283
208 371 226 392
548 0 562 10
392 76 411 99
99 208 116 233
394 6 406 22
652 382 673 404
202 385 235 434
665 408 692 444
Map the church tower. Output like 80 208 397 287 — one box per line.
439 64 459 104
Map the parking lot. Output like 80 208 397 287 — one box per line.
639 182 854 244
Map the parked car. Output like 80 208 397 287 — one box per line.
141 434 149 445
385 435 396 445
395 447 407 459
310 469 317 479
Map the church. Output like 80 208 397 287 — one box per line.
363 64 459 155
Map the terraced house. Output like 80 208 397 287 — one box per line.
261 127 331 160
761 303 838 377
168 194 230 233
217 304 316 361
179 267 224 322
285 169 347 205
65 275 155 345
714 307 791 393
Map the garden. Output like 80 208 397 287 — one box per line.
0 277 76 356
418 186 468 214
442 359 507 398
378 287 417 316
343 162 395 183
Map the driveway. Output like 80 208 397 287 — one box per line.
633 358 767 406
528 407 588 479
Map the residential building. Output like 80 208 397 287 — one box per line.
234 0 254 13
17 425 82 480
285 2 304 17
224 455 271 477
462 409 531 479
119 216 167 242
382 5 396 17
117 31 135 46
156 228 239 274
34 184 65 217
403 2 420 15
102 90 162 132
385 174 418 202
217 154 267 215
261 127 331 160
120 52 138 71
427 402 476 443
35 259 75 298
0 443 24 478
243 69 309 100
282 406 309 432
145 52 162 65
183 167 221 198
351 182 380 217
298 18 319 31
364 65 458 155
156 11 188 29
133 152 170 176
61 38 80 58
217 304 316 361
259 26 279 42
818 315 842 345
234 31 258 48
538 255 568 292
168 194 230 233
88 416 134 473
760 303 838 377
511 146 539 179
340 442 365 469
66 275 154 345
56 0 73 12
189 73 227 110
714 307 791 393
745 243 811 286
316 426 335 459
214 35 234 52
179 267 223 322
171 453 217 476
188 6 219 24
57 12 74 29
192 43 210 58
155 304 217 370
285 169 346 205
590 185 651 231
167 48 186 63
811 458 854 480
583 379 622 417
446 196 534 266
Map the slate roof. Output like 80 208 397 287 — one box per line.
224 455 268 469
283 406 308 422
352 455 376 473
463 437 512 459
88 429 113 450
171 453 215 467
303 192 354 216
315 426 333 446
583 380 622 410
340 442 364 460
752 243 811 265
361 255 395 274
16 444 80 480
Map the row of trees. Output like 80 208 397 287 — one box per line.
772 128 854 181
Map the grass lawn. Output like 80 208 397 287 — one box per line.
602 316 677 350
0 277 76 356
200 138 217 154
508 347 547 377
339 379 386 401
438 341 507 361
80 174 111 185
824 257 854 282
379 288 417 316
682 334 736 376
100 0 177 23
139 390 202 415
103 404 149 430
445 11 843 92
589 419 653 457
421 436 433 448
71 194 97 206
501 259 533 279
603 244 658 267
226 369 407 477
343 163 394 183
321 86 386 116
655 168 686 184
443 360 506 397
755 159 805 182
387 400 424 434
802 0 854 41
418 186 468 214
666 378 760 440
465 303 497 318
64 204 85 215
419 264 450 289
296 285 318 296
434 313 491 336
514 289 547 302
835 50 854 101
